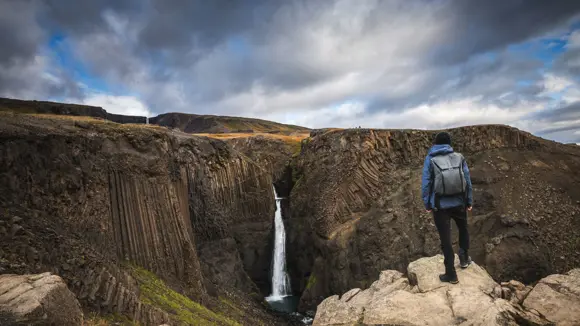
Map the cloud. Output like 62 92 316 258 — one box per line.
277 96 545 131
80 93 151 117
1 0 580 143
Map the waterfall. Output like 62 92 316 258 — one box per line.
267 186 291 300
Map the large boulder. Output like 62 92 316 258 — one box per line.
0 272 83 326
313 255 552 326
523 269 580 325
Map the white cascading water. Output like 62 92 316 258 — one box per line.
267 187 291 300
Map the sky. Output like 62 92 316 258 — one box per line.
1 1 580 143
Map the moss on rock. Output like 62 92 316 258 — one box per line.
130 266 240 326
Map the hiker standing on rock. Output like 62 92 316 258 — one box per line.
421 132 473 284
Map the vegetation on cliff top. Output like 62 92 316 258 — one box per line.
152 112 308 134
1 97 309 134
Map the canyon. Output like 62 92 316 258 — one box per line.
1 98 580 325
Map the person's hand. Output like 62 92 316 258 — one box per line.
467 206 472 211
426 209 432 213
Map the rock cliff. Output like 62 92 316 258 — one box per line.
227 135 303 195
313 254 580 325
0 113 285 325
288 126 580 311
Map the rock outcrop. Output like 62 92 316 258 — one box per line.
313 255 557 326
0 113 286 325
227 135 303 194
523 269 580 325
0 272 83 326
288 126 580 310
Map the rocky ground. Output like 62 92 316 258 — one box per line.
0 273 84 326
287 126 580 311
313 254 580 325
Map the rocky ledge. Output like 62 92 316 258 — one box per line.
313 255 580 326
0 272 83 326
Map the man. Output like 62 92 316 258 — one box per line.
421 131 473 284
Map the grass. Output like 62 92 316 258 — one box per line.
306 273 317 290
23 113 168 130
194 132 309 142
130 266 241 326
210 116 306 133
2 111 304 137
196 132 308 156
84 313 139 326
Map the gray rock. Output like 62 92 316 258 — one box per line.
313 255 553 326
523 268 580 325
0 272 83 325
9 224 24 237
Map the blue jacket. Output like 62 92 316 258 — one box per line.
421 144 473 210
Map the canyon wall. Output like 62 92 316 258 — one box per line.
227 135 301 195
287 126 580 311
0 114 278 324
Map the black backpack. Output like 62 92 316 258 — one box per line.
430 152 467 196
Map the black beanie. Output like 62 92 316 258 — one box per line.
434 132 451 145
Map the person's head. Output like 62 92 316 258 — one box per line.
434 132 451 145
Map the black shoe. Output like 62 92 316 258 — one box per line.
439 273 459 284
459 250 472 269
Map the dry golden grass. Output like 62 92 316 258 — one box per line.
22 113 167 131
26 113 108 123
194 132 309 142
83 317 111 326
3 111 307 139
83 313 139 326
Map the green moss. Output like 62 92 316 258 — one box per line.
291 163 303 186
287 140 302 157
218 297 245 317
306 274 317 290
85 312 138 326
130 266 240 326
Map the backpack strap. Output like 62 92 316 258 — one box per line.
429 158 441 210
457 153 468 207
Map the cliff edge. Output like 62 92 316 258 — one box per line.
288 126 580 311
313 254 580 325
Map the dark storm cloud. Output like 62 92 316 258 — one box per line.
365 49 547 114
553 47 580 77
432 0 580 65
534 101 580 122
532 101 580 142
137 0 279 51
0 0 43 64
39 0 142 33
537 124 580 135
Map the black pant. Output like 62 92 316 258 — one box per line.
433 206 469 275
